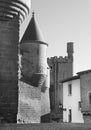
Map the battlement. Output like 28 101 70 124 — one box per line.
47 55 72 64
47 42 74 65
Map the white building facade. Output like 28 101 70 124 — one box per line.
62 76 84 123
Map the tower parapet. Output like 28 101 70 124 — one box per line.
48 55 72 65
0 0 31 22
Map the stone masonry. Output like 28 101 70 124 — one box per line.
0 15 19 123
47 42 74 122
77 70 91 123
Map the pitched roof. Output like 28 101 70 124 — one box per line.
21 12 45 43
60 75 80 83
77 69 91 75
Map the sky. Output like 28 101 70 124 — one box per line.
20 0 91 75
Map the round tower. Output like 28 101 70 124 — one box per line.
18 12 50 123
0 0 31 22
0 0 30 123
20 12 48 87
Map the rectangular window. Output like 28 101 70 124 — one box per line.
68 84 72 95
89 93 91 105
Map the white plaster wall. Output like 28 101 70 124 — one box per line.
63 79 84 123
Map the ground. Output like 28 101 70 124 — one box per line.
0 123 91 130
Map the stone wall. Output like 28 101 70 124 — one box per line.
17 81 41 123
83 115 91 123
0 15 19 123
80 71 91 112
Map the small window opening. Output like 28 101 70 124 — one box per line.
68 84 72 95
50 66 52 69
78 101 81 110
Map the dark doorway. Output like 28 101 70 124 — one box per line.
68 109 72 122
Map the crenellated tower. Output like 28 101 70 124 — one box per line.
47 42 74 122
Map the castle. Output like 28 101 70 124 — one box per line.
0 0 75 122
0 0 91 125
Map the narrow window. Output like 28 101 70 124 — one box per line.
68 109 72 122
68 84 72 95
89 93 91 105
78 101 81 110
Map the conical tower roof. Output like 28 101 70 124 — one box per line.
21 12 45 43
